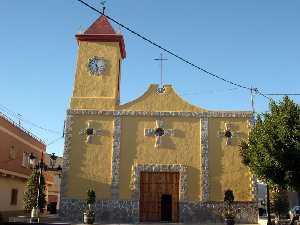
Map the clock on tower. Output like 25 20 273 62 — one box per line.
70 15 126 110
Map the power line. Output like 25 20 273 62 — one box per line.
47 136 64 146
181 87 238 96
20 118 61 135
0 107 63 146
1 1 279 145
0 111 46 144
255 89 272 101
0 104 22 120
265 93 300 96
0 103 61 135
75 0 272 101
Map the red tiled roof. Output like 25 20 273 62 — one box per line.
84 15 116 35
76 15 126 58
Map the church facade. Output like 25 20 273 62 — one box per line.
60 15 258 223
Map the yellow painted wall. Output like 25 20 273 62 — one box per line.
70 41 121 110
66 36 253 202
120 84 207 112
0 176 25 211
208 117 252 201
119 116 202 201
65 115 114 199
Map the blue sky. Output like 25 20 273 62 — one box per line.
1 1 300 156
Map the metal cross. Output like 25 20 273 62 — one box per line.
100 1 106 14
144 119 174 148
79 121 102 144
218 122 241 145
154 53 168 91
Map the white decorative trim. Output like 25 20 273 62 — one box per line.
218 122 242 145
201 118 209 201
111 115 121 200
130 164 187 201
0 168 29 179
79 120 103 144
67 109 252 118
144 128 175 137
60 115 73 198
250 174 258 201
144 119 175 148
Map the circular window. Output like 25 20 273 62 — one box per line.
224 130 232 138
86 128 94 136
154 127 165 137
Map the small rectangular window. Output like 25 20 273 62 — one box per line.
9 146 16 160
10 189 18 205
22 152 27 167
22 152 30 168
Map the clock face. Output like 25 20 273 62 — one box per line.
87 57 106 75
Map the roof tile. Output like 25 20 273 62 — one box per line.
84 15 116 35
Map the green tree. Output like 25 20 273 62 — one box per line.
270 188 289 218
240 96 300 191
24 169 46 211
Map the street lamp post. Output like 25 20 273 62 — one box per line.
266 171 293 225
29 152 62 222
266 184 272 225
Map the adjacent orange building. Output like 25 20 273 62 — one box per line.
0 113 51 220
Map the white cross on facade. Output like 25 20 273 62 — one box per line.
218 122 241 145
144 119 175 148
79 121 102 144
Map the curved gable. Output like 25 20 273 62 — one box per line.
120 84 207 112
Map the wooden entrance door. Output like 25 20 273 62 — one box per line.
161 194 172 221
139 172 179 222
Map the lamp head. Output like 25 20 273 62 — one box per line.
29 153 37 167
49 153 58 168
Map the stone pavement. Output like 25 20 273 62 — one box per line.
5 223 260 225
7 215 266 225
71 224 260 225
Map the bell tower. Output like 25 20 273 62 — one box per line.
70 15 126 110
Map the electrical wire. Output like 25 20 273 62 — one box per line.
255 90 272 101
181 87 238 96
0 103 61 135
265 93 300 96
20 118 61 135
0 104 65 147
3 1 291 146
47 136 64 146
0 110 46 144
75 0 272 101
0 108 63 146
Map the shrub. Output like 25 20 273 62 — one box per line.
86 189 96 205
224 189 234 205
24 170 46 211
